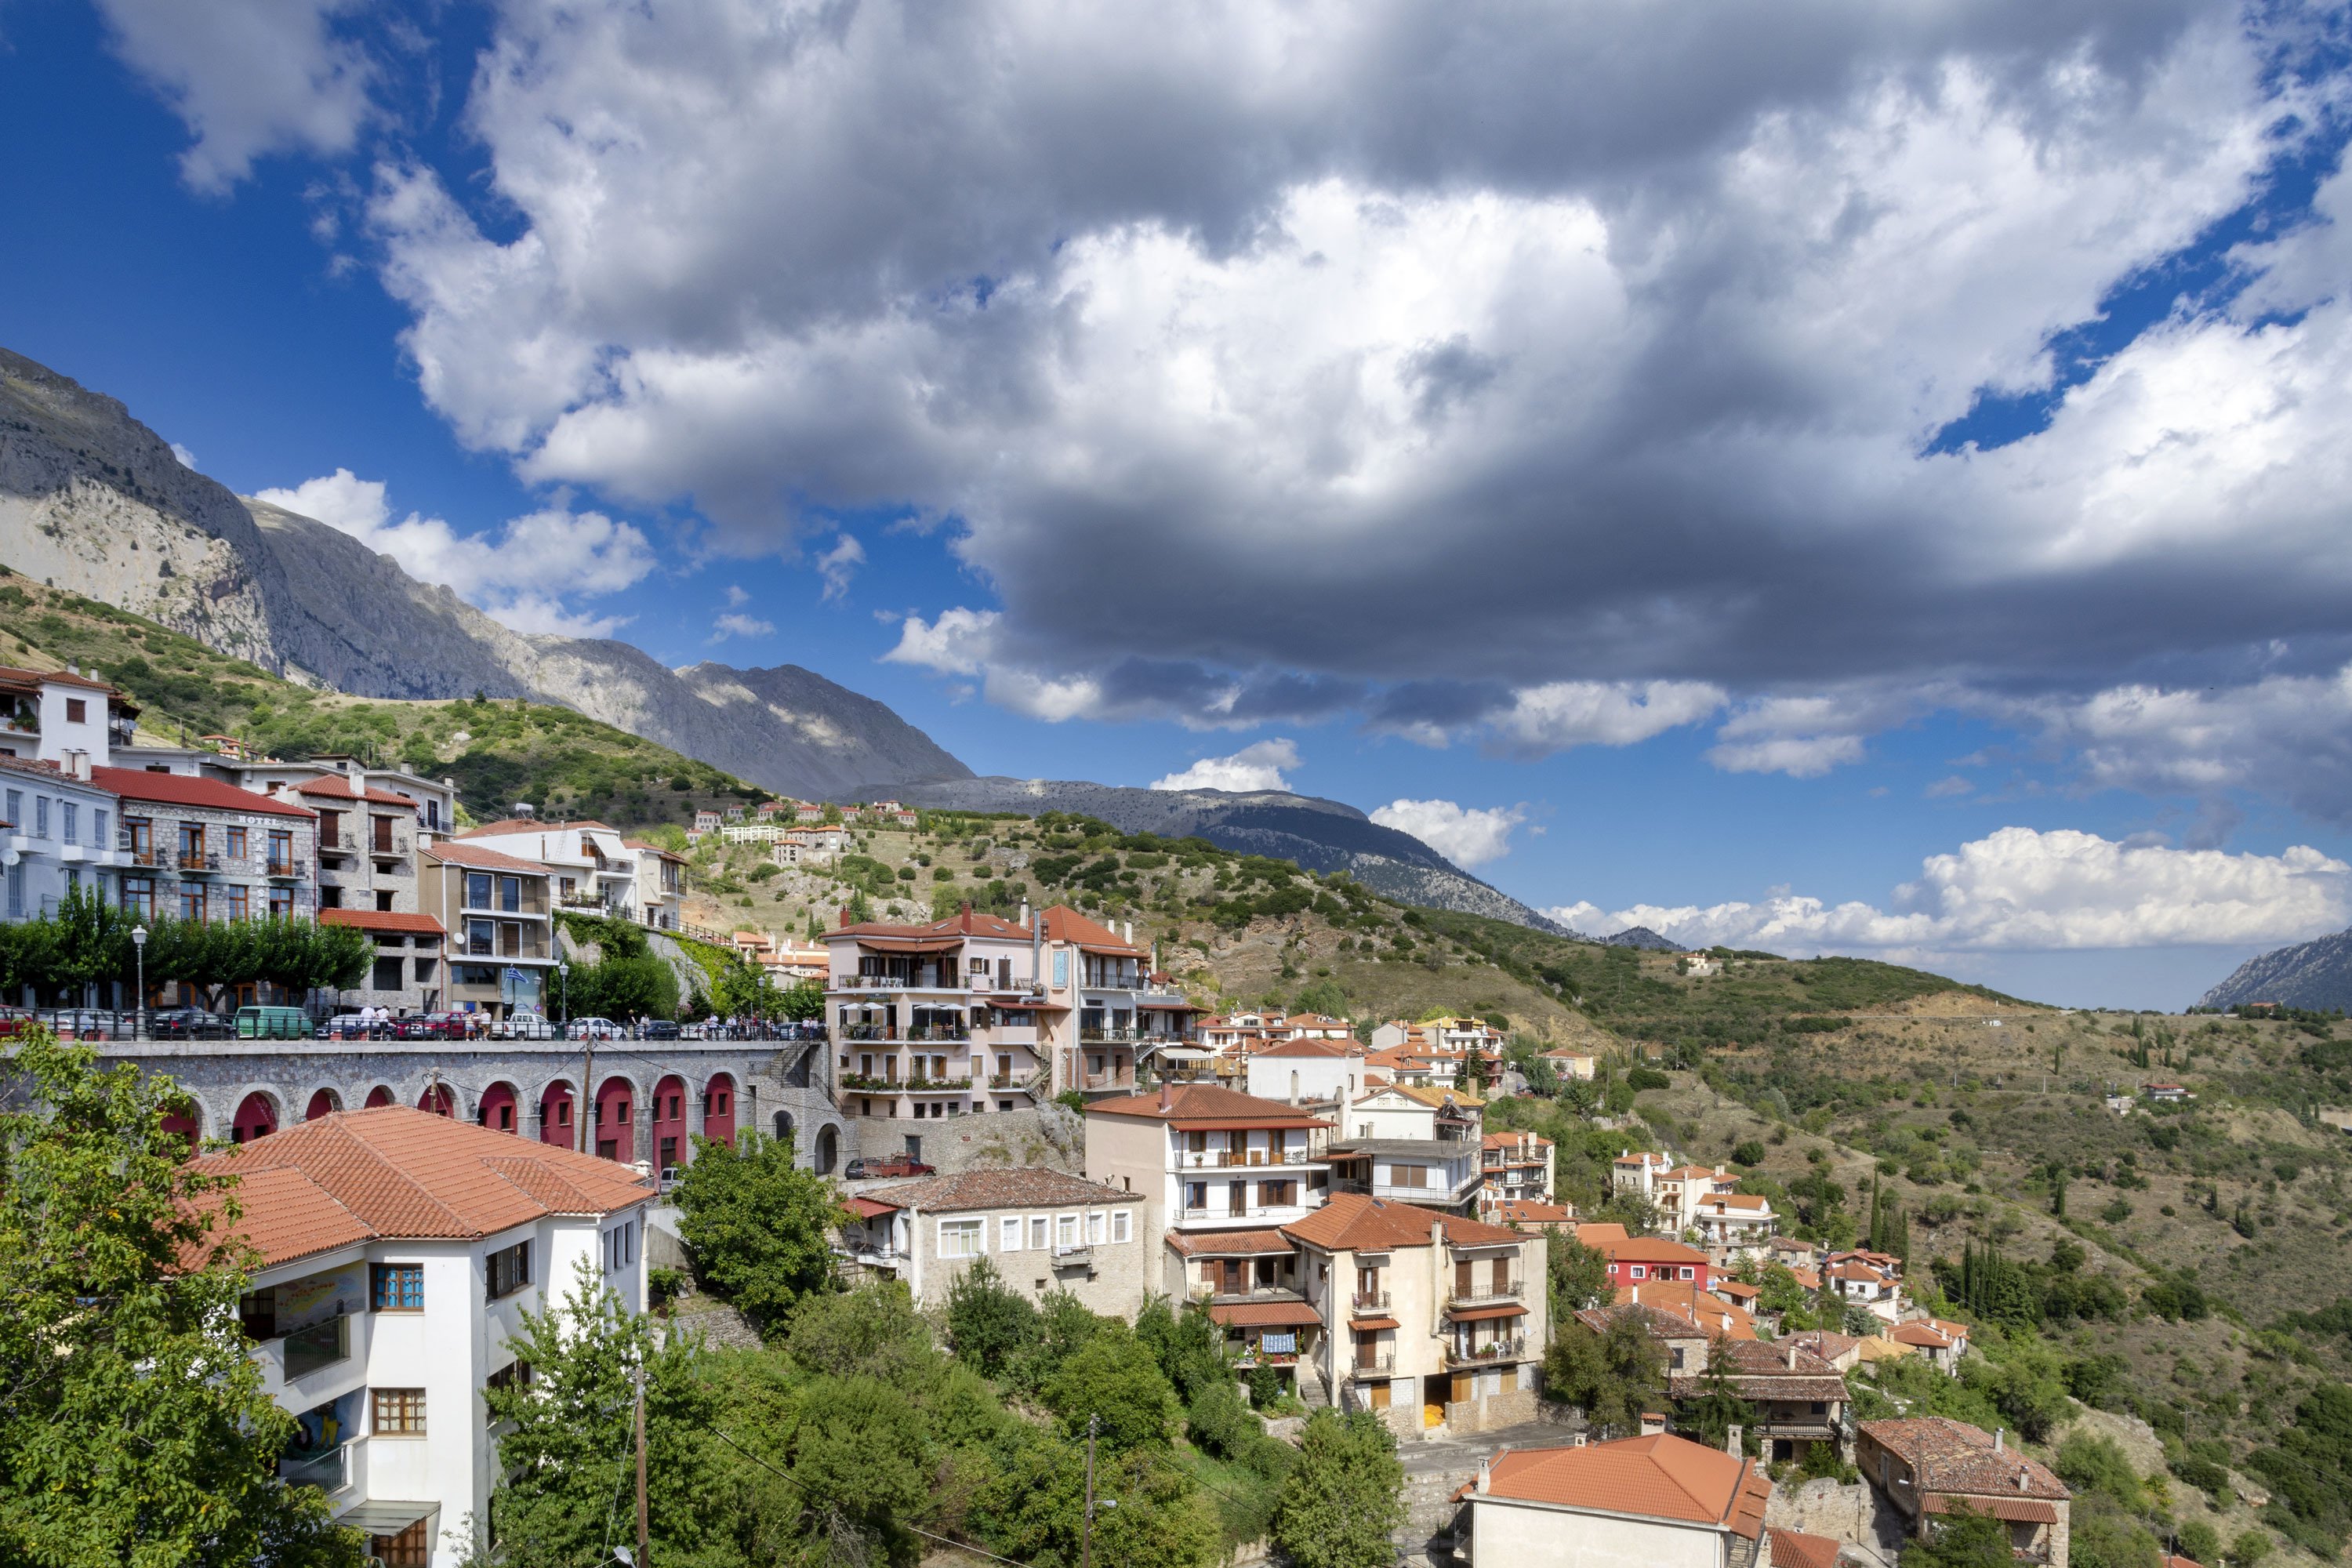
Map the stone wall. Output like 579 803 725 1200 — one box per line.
846 1101 1083 1174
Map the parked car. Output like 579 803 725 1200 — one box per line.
568 1016 621 1040
494 1010 559 1040
847 1153 935 1181
641 1018 681 1040
46 1007 131 1040
149 1006 234 1040
234 1005 314 1040
324 1012 371 1040
0 1006 34 1039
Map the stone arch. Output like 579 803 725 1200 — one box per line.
417 1082 458 1118
702 1073 739 1151
303 1086 344 1122
160 1096 203 1154
478 1080 523 1135
812 1122 840 1176
537 1078 579 1149
593 1074 642 1163
651 1075 688 1176
231 1089 282 1144
363 1084 396 1109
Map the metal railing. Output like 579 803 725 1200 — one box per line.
1179 1148 1316 1169
1447 1280 1524 1308
1351 1290 1391 1311
1349 1355 1397 1376
280 1443 350 1493
266 859 303 880
1445 1338 1526 1367
281 1314 351 1378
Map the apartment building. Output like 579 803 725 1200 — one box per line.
825 903 1200 1116
1370 1015 1505 1058
0 751 122 931
1574 1222 1712 1290
455 816 686 934
1478 1131 1556 1215
1243 1037 1370 1105
1083 1083 1334 1283
1538 1047 1599 1080
1327 1083 1486 1215
96 765 319 961
202 1106 652 1568
1288 1193 1548 1436
414 841 557 1018
1692 1191 1778 1264
833 1167 1148 1316
0 662 139 769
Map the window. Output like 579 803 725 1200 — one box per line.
940 1219 983 1258
267 829 293 873
1112 1210 1131 1243
466 872 492 909
1000 1216 1023 1251
268 887 293 917
371 1262 424 1311
177 821 201 859
487 1360 532 1403
487 1240 532 1300
1086 1211 1105 1244
372 956 404 992
1028 1215 1049 1249
1629 1265 1646 1281
64 698 85 723
499 875 522 912
60 802 76 845
34 796 49 838
93 808 107 851
226 825 248 858
1055 1214 1077 1248
178 884 207 922
467 919 495 956
372 1388 426 1435
119 876 154 918
223 884 249 921
1680 1266 1696 1281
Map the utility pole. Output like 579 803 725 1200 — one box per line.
582 1038 596 1155
634 1360 651 1568
1081 1413 1098 1568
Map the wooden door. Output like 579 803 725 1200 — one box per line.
1453 1371 1474 1404
1369 1381 1391 1410
1492 1257 1509 1294
1455 1258 1473 1296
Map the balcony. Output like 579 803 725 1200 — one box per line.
833 973 910 989
1350 1290 1391 1312
1348 1355 1397 1377
176 851 223 877
281 1313 353 1378
266 859 303 880
281 1443 350 1492
905 1077 974 1093
368 836 411 859
1178 1148 1319 1169
1051 1244 1094 1267
1081 1025 1138 1043
1445 1337 1527 1367
1447 1280 1525 1308
904 1025 969 1042
121 844 175 870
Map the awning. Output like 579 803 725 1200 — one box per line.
1923 1497 2059 1524
844 1196 899 1219
335 1500 439 1533
1350 1316 1400 1331
1146 1047 1215 1061
1446 1302 1529 1323
1138 996 1203 1009
855 937 962 953
1208 1300 1323 1328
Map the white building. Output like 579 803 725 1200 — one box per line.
201 1105 653 1567
454 815 688 933
1243 1036 1370 1105
1327 1083 1486 1214
834 1167 1148 1316
0 751 124 930
1456 1432 1773 1568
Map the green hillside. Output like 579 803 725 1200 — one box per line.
0 566 767 828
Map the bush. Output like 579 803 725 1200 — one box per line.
1733 1140 1767 1166
1044 1335 1181 1452
1627 1065 1671 1091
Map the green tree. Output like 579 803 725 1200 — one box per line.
673 1128 844 1332
1758 1261 1810 1316
1043 1333 1181 1452
1681 1338 1759 1450
1270 1410 1406 1568
483 1258 737 1566
778 977 826 1022
1548 1229 1613 1316
946 1256 1040 1378
0 1029 361 1566
713 956 779 1020
1902 1504 2013 1568
2176 1520 2220 1565
1543 1313 1666 1439
973 1432 1220 1568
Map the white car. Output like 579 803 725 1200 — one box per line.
567 1016 622 1040
495 1010 559 1040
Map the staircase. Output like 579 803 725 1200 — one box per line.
1298 1366 1331 1411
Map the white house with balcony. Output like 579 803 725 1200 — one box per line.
1324 1083 1486 1216
1081 1082 1334 1294
832 1167 1148 1318
198 1105 652 1568
452 815 684 932
0 750 124 933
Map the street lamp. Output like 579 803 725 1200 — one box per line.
556 959 570 1029
130 924 147 1041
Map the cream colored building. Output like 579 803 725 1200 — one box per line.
1083 1083 1334 1282
835 1167 1148 1316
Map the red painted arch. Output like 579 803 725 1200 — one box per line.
304 1088 340 1121
231 1092 278 1144
364 1085 395 1109
594 1077 635 1163
539 1081 577 1149
161 1107 201 1152
480 1081 521 1135
418 1083 456 1118
702 1073 738 1151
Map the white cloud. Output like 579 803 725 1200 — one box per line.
1926 775 1975 799
1493 681 1725 755
95 0 373 192
1705 689 1922 778
814 534 866 601
1370 798 1527 869
880 608 1108 722
710 612 775 641
169 441 198 469
1152 739 1300 793
253 468 655 637
1548 826 2352 956
723 584 750 608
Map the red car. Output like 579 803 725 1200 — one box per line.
848 1154 936 1180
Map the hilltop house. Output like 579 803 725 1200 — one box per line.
1859 1417 2071 1568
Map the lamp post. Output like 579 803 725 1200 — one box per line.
131 924 147 1041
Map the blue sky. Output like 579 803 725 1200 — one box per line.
7 1 2352 1009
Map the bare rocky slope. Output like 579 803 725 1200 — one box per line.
898 775 1576 933
0 346 968 800
2198 927 2352 1011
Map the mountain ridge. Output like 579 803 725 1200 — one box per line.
2198 928 2352 1012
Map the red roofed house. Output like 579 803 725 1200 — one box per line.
1286 1192 1548 1436
1888 1318 1969 1376
1243 1035 1371 1105
1671 1337 1853 1462
831 1166 1149 1318
200 1106 654 1566
1479 1129 1556 1214
1085 1082 1334 1256
1858 1417 2072 1568
1577 1221 1711 1291
1454 1432 1773 1568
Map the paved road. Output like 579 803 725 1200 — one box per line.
1397 1418 1576 1475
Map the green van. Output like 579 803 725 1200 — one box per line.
235 1005 315 1040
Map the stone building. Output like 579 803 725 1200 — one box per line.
1857 1417 2071 1568
836 1167 1149 1316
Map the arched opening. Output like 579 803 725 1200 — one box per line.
161 1102 201 1154
651 1075 688 1177
304 1087 343 1122
232 1092 278 1144
539 1080 577 1149
595 1077 636 1162
418 1083 456 1118
479 1081 521 1135
364 1085 395 1109
702 1073 738 1152
813 1123 839 1176
772 1110 794 1149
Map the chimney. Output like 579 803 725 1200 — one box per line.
839 906 851 929
66 662 78 676
1994 1428 2004 1453
1018 898 1031 925
1123 920 1134 944
1787 1341 1798 1370
1475 1459 1491 1494
1726 1424 1744 1457
1158 1078 1173 1112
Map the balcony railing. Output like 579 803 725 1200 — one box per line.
905 1025 969 1041
369 837 410 858
266 859 303 880
1081 1025 1138 1042
281 1442 351 1493
1350 1290 1391 1311
906 1077 974 1092
1447 1280 1525 1308
1181 1203 1307 1220
122 844 174 869
1052 1244 1094 1265
1179 1148 1317 1169
281 1314 352 1378
1445 1337 1527 1367
1349 1355 1397 1376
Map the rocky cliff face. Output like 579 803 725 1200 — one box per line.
898 775 1573 934
2199 930 2352 1012
0 346 971 800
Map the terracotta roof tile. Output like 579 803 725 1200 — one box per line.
1859 1418 2070 1502
1769 1526 1845 1568
1283 1192 1525 1253
191 1107 652 1269
319 909 448 936
1087 1083 1331 1128
423 841 550 873
863 1167 1131 1213
1477 1434 1772 1537
1207 1298 1321 1327
93 767 315 818
1165 1228 1294 1257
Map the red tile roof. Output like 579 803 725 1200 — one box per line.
294 775 419 808
1860 1418 2070 1502
319 909 448 936
1037 904 1143 954
461 818 615 837
1475 1434 1772 1537
1490 1201 1578 1226
829 906 1032 941
1251 1038 1359 1058
862 1167 1131 1213
1165 1227 1294 1257
190 1107 653 1269
1086 1083 1331 1129
1283 1192 1524 1253
423 841 550 873
0 662 122 694
93 767 315 818
1207 1299 1321 1327
1769 1526 1844 1568
1578 1225 1708 1266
